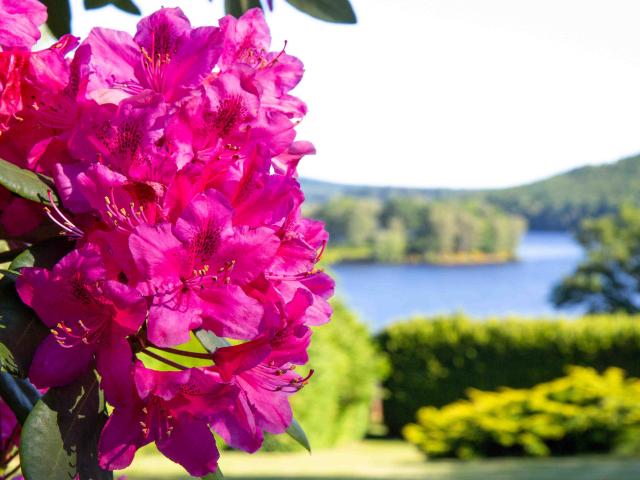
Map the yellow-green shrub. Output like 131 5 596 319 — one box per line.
378 314 640 435
404 366 640 458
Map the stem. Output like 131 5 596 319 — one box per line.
1 449 18 468
2 462 20 479
150 345 213 360
16 378 40 406
0 373 34 424
139 348 187 370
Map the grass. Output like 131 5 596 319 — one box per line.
120 440 640 480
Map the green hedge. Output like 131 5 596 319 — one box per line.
404 366 640 458
377 313 640 436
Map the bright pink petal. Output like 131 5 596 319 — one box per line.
199 284 263 340
99 406 149 471
211 394 263 453
156 415 220 477
173 189 233 248
29 335 93 388
217 226 280 284
0 0 47 50
81 27 139 104
147 291 202 347
97 335 135 407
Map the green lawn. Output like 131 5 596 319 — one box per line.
120 440 640 480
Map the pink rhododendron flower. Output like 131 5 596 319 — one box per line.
99 363 236 476
3 3 333 477
0 0 47 50
16 245 146 400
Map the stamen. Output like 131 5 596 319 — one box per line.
43 191 83 238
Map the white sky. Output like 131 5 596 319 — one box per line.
68 0 640 189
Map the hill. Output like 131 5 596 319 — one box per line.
301 153 640 230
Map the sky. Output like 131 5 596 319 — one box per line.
69 0 640 189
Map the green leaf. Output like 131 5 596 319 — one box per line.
285 0 356 23
286 417 311 452
9 237 74 271
195 329 231 353
84 0 141 15
201 466 224 479
20 369 113 480
0 278 48 378
40 0 72 38
225 0 262 18
0 158 58 205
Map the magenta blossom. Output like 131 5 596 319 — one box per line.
81 8 220 103
0 0 47 50
99 362 236 476
129 189 279 346
16 245 146 402
3 3 334 476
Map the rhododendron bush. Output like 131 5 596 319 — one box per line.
0 1 333 478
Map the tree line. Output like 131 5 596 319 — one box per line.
308 196 527 263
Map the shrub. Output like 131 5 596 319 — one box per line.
263 299 388 450
403 366 640 458
378 313 640 435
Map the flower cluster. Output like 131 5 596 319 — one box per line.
0 0 332 476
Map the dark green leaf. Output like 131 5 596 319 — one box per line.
10 237 74 271
201 467 224 479
84 0 141 15
195 329 231 353
285 0 356 23
0 158 58 205
286 417 311 452
84 0 109 8
40 0 72 38
225 0 262 18
112 0 141 14
0 248 26 264
20 369 113 480
0 278 48 378
0 373 37 424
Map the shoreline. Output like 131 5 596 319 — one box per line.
323 251 518 267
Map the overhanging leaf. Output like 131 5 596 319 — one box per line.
20 369 113 480
0 158 58 205
195 329 231 353
84 0 141 15
225 0 262 17
40 0 72 38
285 0 356 23
286 417 311 452
0 278 48 378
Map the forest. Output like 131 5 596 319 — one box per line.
308 196 526 263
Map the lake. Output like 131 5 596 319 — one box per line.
332 231 584 330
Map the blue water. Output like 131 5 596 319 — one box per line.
332 232 584 330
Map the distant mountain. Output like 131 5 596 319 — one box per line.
299 178 466 204
301 153 640 230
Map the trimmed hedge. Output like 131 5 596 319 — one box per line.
377 313 640 436
404 366 640 458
